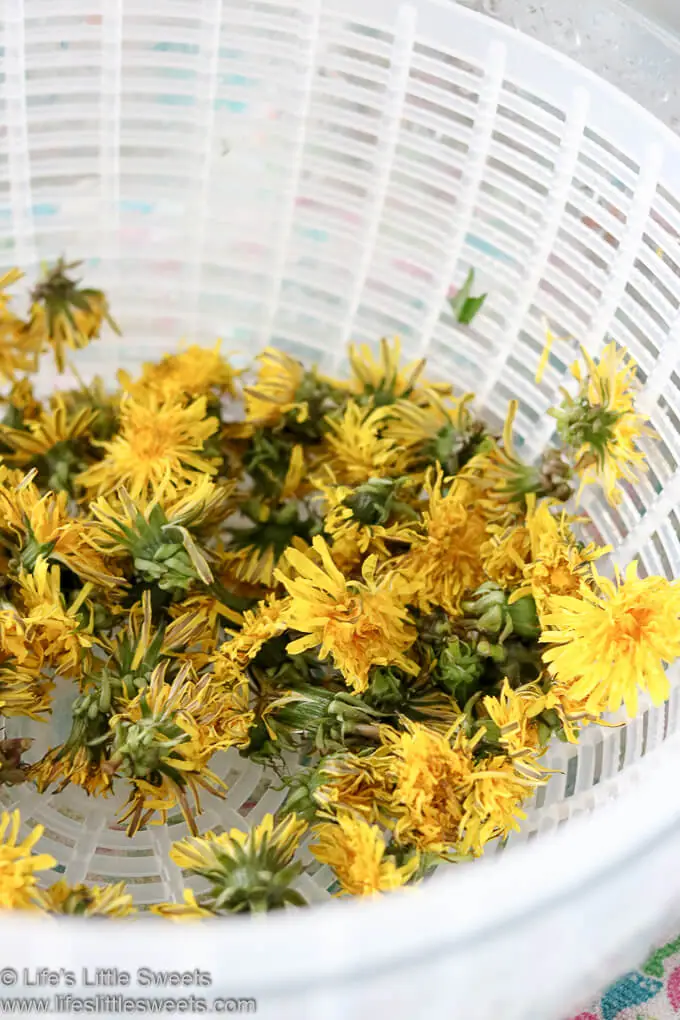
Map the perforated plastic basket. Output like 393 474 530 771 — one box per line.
5 0 680 1017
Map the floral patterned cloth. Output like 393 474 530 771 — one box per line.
568 936 680 1020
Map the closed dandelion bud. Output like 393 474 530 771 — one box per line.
461 583 511 640
279 764 328 824
461 583 540 643
507 595 540 640
254 683 382 756
110 718 185 779
434 638 484 699
342 476 418 527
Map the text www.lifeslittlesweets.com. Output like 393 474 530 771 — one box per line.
0 995 257 1013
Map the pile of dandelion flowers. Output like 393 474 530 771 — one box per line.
541 561 680 717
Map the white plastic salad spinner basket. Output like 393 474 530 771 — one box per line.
5 0 680 1017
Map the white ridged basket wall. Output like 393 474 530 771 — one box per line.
4 0 680 1017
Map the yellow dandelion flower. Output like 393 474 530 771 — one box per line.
0 378 42 423
0 398 98 467
0 269 39 381
24 259 117 373
30 744 113 798
35 880 134 917
554 342 653 504
316 472 421 571
311 750 393 822
541 561 680 717
109 667 227 836
208 679 254 751
458 755 538 856
480 516 532 590
383 389 486 475
168 814 307 914
0 810 56 910
322 402 410 485
78 393 219 499
510 497 605 619
88 477 234 579
0 608 51 718
381 720 538 856
277 536 418 693
311 813 419 896
464 401 572 512
118 341 238 402
16 559 94 677
151 889 215 921
0 661 52 720
243 347 305 428
383 390 473 448
0 474 123 589
380 721 476 853
399 469 486 617
169 813 304 873
212 596 289 686
347 337 450 404
482 679 543 762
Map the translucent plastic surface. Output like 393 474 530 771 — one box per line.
3 0 680 1015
